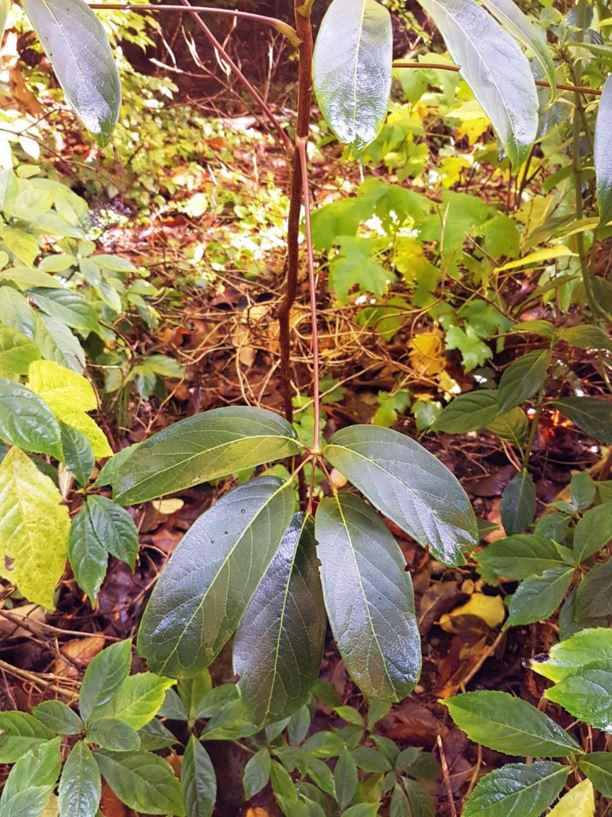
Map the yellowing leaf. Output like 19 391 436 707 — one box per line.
409 331 446 377
151 499 185 515
439 593 506 631
440 156 471 188
28 360 111 457
450 100 491 144
495 246 575 272
547 780 595 817
40 795 59 817
0 447 70 608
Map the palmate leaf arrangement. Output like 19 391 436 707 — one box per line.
0 0 610 816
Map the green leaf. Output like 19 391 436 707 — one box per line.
0 326 40 380
553 398 612 445
558 590 607 641
444 691 581 756
558 324 612 352
58 742 101 817
21 0 121 140
315 493 421 701
234 514 326 725
86 718 140 752
576 559 612 619
415 0 538 167
0 447 70 608
29 289 99 336
177 672 213 724
243 748 271 800
486 407 529 444
33 701 82 736
0 376 62 459
569 472 597 512
137 477 295 677
505 567 574 628
335 748 358 810
138 719 177 752
579 753 612 797
595 74 612 225
500 470 537 535
573 504 612 563
92 673 175 730
462 761 568 817
95 750 185 816
34 314 86 374
341 806 378 817
402 779 435 817
433 390 499 434
69 496 138 601
182 736 216 817
79 639 132 722
476 535 570 582
531 628 612 682
324 425 477 565
59 423 94 487
312 0 393 148
111 407 299 505
545 666 612 732
498 350 550 413
0 712 54 763
0 738 62 817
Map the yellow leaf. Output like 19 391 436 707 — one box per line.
0 447 70 609
548 780 595 817
495 246 576 272
439 593 506 631
409 331 445 377
439 156 471 188
152 498 185 515
40 795 59 817
28 360 111 457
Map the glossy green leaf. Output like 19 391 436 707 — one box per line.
21 0 121 140
553 398 612 445
95 750 185 816
579 753 612 797
531 628 612 682
58 742 101 817
500 470 537 535
92 673 175 730
316 493 421 701
243 748 271 800
558 324 612 352
595 74 612 225
498 350 551 413
505 566 574 628
324 425 477 565
335 748 358 810
576 559 612 619
432 390 499 433
111 407 299 505
59 423 94 487
313 0 393 148
476 535 570 582
0 376 62 459
463 761 568 817
234 514 326 725
182 736 216 817
416 0 538 167
79 639 132 722
0 712 54 763
444 691 581 756
33 701 82 736
573 504 612 563
545 665 612 732
138 477 295 677
0 738 61 817
0 326 40 380
86 718 140 752
69 496 138 601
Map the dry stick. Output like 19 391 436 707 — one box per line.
437 734 459 817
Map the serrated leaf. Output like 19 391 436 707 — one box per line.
553 398 612 444
182 736 216 817
33 701 82 736
79 640 132 722
21 0 121 140
462 761 568 817
58 742 101 817
433 390 499 434
137 477 295 677
313 0 393 148
234 514 326 725
595 74 612 225
324 425 477 565
531 628 612 682
575 560 612 619
95 750 185 816
92 673 175 730
498 350 550 413
0 326 40 379
476 535 570 582
500 470 537 535
548 780 595 817
0 376 62 459
505 566 574 628
558 324 612 352
0 447 69 608
0 712 55 763
86 718 140 752
315 493 421 701
573 504 612 563
545 666 612 732
444 691 581 756
59 422 94 487
579 753 612 797
416 0 538 167
111 407 299 505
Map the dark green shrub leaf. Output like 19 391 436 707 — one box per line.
95 750 185 816
199 698 258 741
498 350 550 413
58 741 101 817
558 324 612 352
545 665 612 731
558 590 607 641
444 691 581 756
324 425 477 565
476 535 570 582
33 701 82 736
177 671 213 724
86 718 141 752
79 639 132 722
2 736 61 799
138 477 295 677
335 748 358 810
313 0 392 148
0 326 40 379
576 559 612 619
531 628 612 682
21 0 121 141
234 514 326 725
553 398 612 444
462 761 568 817
415 0 538 167
91 673 175 730
138 719 177 751
569 472 597 512
432 390 499 434
500 470 537 535
485 407 529 444
341 805 379 817
505 567 574 628
29 289 100 336
0 376 62 459
0 712 54 763
182 736 216 817
316 493 421 701
69 496 138 601
243 748 271 800
352 747 391 774
111 407 299 504
59 423 94 487
402 778 435 817
573 504 612 563
579 753 612 797
595 75 612 225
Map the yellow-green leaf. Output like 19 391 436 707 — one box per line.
547 780 595 817
0 447 70 608
495 246 575 272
